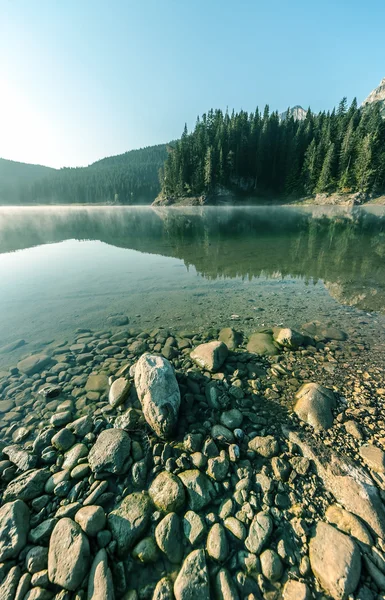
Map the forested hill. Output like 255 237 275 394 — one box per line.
0 144 169 204
0 158 55 201
159 99 385 201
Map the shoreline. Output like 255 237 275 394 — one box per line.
0 321 384 598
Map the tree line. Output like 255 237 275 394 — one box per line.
159 99 385 199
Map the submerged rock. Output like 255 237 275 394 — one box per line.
246 332 279 356
294 383 336 431
190 341 228 372
309 521 361 599
17 353 51 375
134 353 181 438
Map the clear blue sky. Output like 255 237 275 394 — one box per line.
1 0 384 168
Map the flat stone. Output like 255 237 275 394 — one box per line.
0 339 25 354
108 492 152 556
17 354 52 375
134 353 181 438
0 500 29 560
48 518 90 591
178 470 215 511
149 471 185 512
3 445 37 471
245 511 273 554
109 377 131 408
174 549 210 600
4 469 50 502
360 444 385 474
294 383 336 431
207 523 228 562
246 332 279 356
309 521 361 600
325 504 373 546
190 341 228 372
87 548 114 600
284 427 385 539
183 511 206 546
89 429 131 475
302 321 347 341
155 513 183 563
85 372 108 392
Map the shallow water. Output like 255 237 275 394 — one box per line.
0 204 385 368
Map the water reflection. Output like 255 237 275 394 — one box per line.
0 205 384 312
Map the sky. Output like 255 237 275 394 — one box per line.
1 0 384 169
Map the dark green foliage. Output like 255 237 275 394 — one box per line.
160 99 385 199
1 145 169 204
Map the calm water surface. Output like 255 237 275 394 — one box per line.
0 205 385 367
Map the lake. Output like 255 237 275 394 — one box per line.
1 205 385 368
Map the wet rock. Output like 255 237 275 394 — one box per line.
309 521 361 600
282 580 311 600
245 512 272 554
294 383 337 431
17 354 51 375
89 429 131 475
207 523 228 562
183 510 206 545
3 445 37 471
134 353 181 438
75 505 106 536
153 577 174 600
285 428 385 539
87 548 114 600
149 471 186 512
302 321 347 341
108 492 152 556
174 549 210 600
0 500 29 560
4 468 50 502
360 443 385 474
155 513 183 563
246 332 279 356
51 428 75 452
325 504 373 546
214 567 240 600
260 549 283 581
48 517 91 591
0 338 25 354
109 377 130 408
85 372 108 392
248 435 279 458
273 327 304 349
218 328 242 350
178 469 215 511
190 341 228 372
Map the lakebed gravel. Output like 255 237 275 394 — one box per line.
0 320 384 599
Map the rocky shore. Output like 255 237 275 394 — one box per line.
0 322 385 599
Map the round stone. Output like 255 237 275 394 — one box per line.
149 471 185 513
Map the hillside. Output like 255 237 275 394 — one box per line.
0 158 55 202
362 77 385 117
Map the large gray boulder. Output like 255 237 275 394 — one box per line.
0 500 29 561
174 549 210 600
87 549 115 600
108 492 152 556
190 341 228 372
89 429 131 476
48 518 90 591
284 427 385 539
309 521 361 599
134 353 180 438
294 383 336 431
